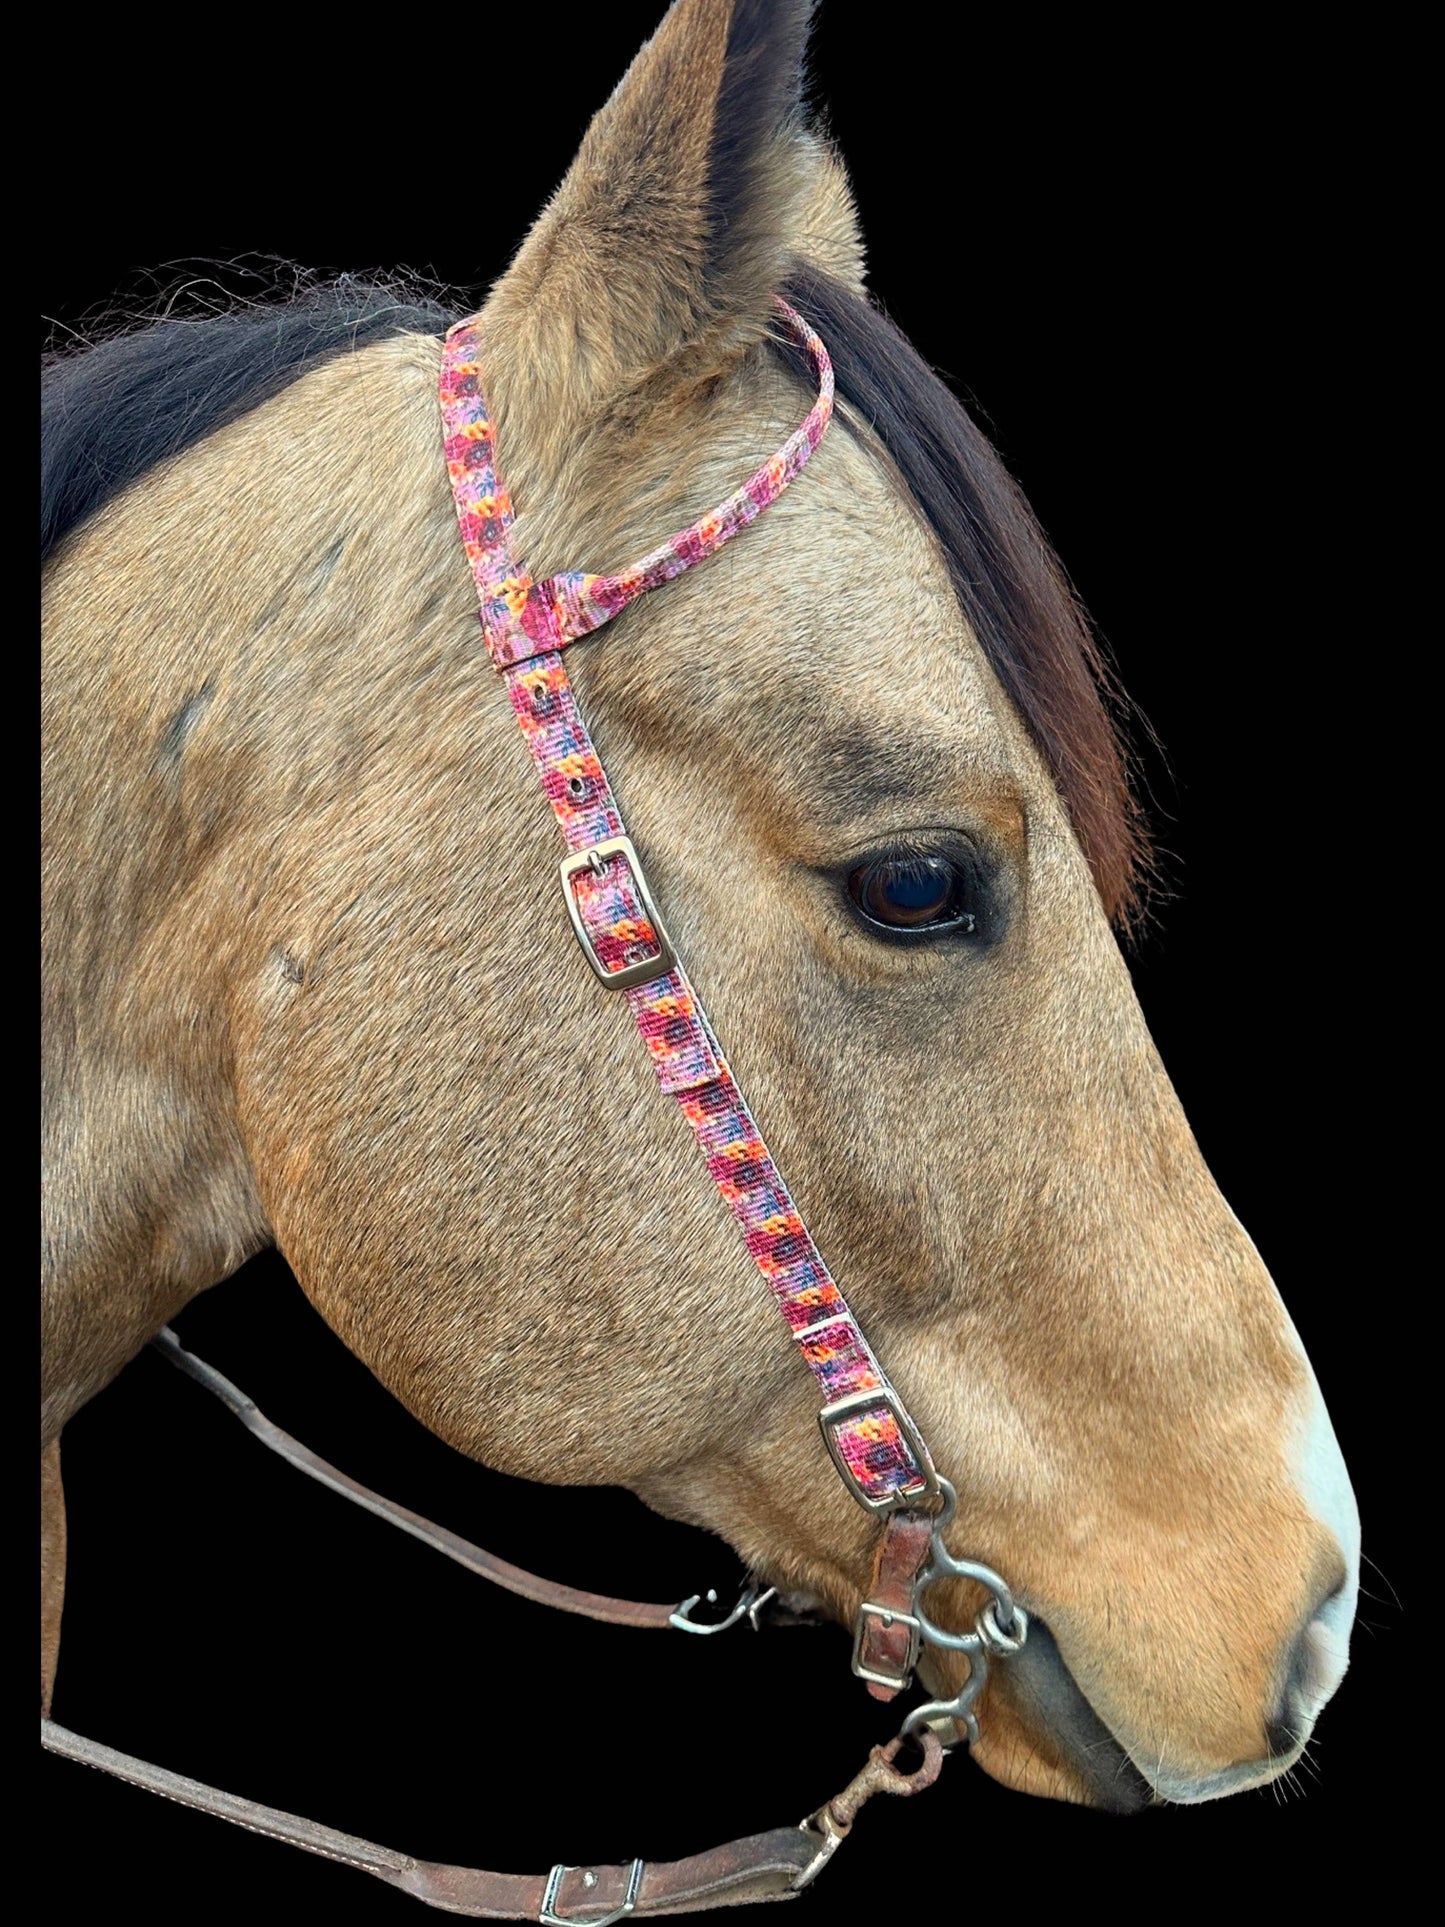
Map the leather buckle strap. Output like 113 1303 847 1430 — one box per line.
849 1510 935 1699
851 1604 921 1691
41 1717 922 1916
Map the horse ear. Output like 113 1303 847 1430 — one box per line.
789 135 867 293
487 0 861 404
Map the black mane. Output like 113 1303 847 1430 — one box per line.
40 280 453 565
777 265 1146 925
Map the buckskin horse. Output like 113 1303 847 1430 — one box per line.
41 0 1360 1916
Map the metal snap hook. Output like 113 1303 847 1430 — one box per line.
668 1581 776 1634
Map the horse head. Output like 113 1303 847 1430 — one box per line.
41 0 1357 1817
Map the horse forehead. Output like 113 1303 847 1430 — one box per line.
659 414 1023 755
768 411 971 661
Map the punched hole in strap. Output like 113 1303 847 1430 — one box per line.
528 674 554 715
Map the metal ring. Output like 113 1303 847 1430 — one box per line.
903 1707 982 1750
977 1600 1029 1657
913 1601 985 1655
916 1478 1023 1644
900 1646 991 1748
922 1547 1019 1621
891 1475 1029 1750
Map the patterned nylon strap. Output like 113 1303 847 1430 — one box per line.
440 298 935 1513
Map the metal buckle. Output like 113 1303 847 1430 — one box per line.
559 835 676 990
850 1601 922 1689
539 1857 643 1926
816 1387 941 1514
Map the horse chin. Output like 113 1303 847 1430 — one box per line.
964 1620 1155 1816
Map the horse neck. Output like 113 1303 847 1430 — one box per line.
41 332 454 1429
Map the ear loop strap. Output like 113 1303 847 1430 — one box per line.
441 297 834 670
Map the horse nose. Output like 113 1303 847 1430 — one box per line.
1265 1572 1352 1756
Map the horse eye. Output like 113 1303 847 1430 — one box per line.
848 854 977 935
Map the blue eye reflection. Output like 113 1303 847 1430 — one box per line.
848 853 977 935
883 867 946 910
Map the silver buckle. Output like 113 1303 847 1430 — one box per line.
559 835 676 990
850 1601 922 1689
539 1857 643 1926
816 1387 940 1514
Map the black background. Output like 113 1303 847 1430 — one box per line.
41 6 1411 1918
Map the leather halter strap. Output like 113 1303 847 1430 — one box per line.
42 1719 943 1919
150 1328 686 1631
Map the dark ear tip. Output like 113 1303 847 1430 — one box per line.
722 0 817 99
712 0 820 170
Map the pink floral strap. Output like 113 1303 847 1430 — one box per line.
445 299 836 671
439 299 936 1514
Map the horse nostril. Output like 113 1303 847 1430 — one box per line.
1264 1695 1304 1761
1316 1573 1349 1621
1266 1571 1350 1758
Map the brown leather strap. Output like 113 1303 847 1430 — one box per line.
44 1718 938 1917
50 1347 954 1912
854 1511 934 1701
151 1329 683 1631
